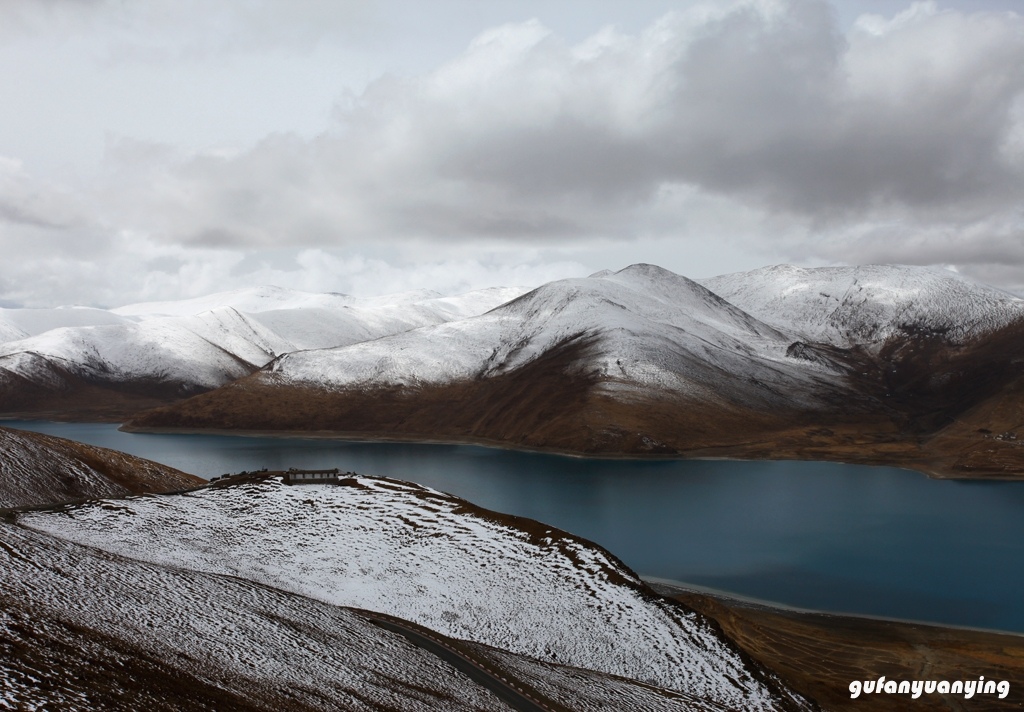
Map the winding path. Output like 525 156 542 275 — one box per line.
359 610 569 712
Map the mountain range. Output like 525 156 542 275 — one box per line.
130 264 1024 479
0 285 525 419
4 263 1024 478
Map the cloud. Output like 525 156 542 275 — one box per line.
0 0 375 57
95 2 1024 246
3 0 1024 305
0 157 93 230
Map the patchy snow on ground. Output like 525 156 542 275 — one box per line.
468 642 737 712
21 476 797 711
0 427 130 507
0 521 511 712
0 426 198 509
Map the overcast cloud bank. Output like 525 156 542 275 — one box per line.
2 0 1023 306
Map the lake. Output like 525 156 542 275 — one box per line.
6 419 1024 634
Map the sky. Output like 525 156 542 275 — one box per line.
1 0 1023 307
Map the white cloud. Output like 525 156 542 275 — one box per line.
103 1 1023 239
2 0 1024 305
0 0 375 58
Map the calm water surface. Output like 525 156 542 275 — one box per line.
7 420 1024 633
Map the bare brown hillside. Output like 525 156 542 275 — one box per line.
125 320 1024 479
0 425 203 508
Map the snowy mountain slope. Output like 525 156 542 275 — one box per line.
0 522 518 712
21 475 808 711
113 285 433 317
112 284 358 317
701 264 1024 347
0 285 526 417
0 425 201 508
0 306 130 342
0 307 291 394
263 264 836 410
0 320 26 344
247 286 526 351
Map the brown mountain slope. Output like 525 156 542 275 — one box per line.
126 318 1024 479
0 353 210 422
124 335 829 455
0 425 203 508
658 584 1024 712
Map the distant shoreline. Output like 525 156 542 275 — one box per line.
120 421 1024 482
652 577 1024 712
118 421 968 477
644 576 1024 638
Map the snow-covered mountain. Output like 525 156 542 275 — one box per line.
128 264 1024 478
701 264 1024 347
130 264 857 452
268 264 808 400
0 320 27 343
1 307 290 392
0 285 526 418
0 425 202 508
245 286 526 351
0 306 131 339
18 474 809 711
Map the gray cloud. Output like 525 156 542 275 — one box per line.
3 0 1024 305
0 0 375 56
93 2 1023 252
0 157 92 230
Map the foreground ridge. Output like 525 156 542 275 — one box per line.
16 472 813 711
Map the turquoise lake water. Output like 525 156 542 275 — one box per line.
6 419 1024 633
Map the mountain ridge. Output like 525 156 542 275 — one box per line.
0 285 527 419
18 472 811 711
125 263 1024 479
0 425 203 508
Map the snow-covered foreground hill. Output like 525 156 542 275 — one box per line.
0 518 775 712
0 285 526 418
0 425 201 508
20 475 809 711
0 521 512 712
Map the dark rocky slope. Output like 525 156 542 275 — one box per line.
0 425 203 508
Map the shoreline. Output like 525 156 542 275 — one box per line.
655 578 1024 711
117 421 989 480
7 412 1023 480
643 576 1024 639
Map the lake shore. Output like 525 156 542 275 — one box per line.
648 579 1024 711
118 421 1013 481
